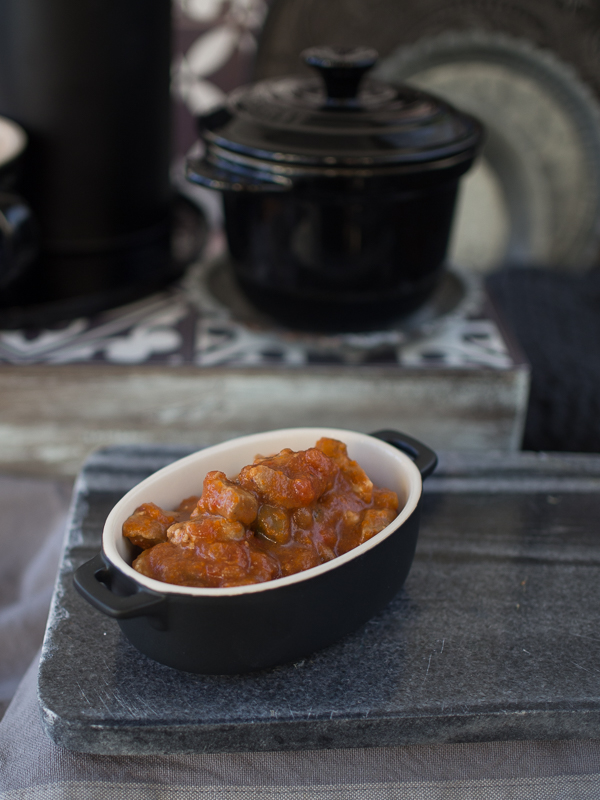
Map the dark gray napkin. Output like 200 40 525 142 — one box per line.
4 651 600 799
0 474 71 718
486 267 600 452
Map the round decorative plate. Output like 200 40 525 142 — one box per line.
254 0 600 272
377 31 600 273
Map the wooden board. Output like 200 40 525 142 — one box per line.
0 363 529 476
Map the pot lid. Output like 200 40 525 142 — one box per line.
197 46 484 175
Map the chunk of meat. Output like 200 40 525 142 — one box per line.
167 515 246 548
126 438 402 589
132 538 279 588
133 542 211 586
359 508 397 543
122 503 178 549
248 550 280 583
238 447 336 508
315 438 373 502
238 465 313 508
343 509 361 528
203 541 251 582
176 495 201 516
205 548 280 586
372 487 399 511
275 542 321 576
194 470 258 524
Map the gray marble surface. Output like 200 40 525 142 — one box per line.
37 446 600 754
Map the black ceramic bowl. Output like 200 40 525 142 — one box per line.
74 427 437 674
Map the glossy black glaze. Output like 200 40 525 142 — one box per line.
371 429 438 478
224 177 459 331
74 430 434 675
194 48 482 170
303 46 379 102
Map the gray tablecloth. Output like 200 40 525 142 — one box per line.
0 474 71 719
3 474 600 799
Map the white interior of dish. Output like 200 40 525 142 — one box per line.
103 427 423 596
0 116 27 167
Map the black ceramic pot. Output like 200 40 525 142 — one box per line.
187 46 483 332
74 427 437 675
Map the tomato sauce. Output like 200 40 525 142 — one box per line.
124 438 399 588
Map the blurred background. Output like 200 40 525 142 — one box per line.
0 0 599 474
1 0 600 722
169 0 600 454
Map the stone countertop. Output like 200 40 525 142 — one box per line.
38 445 600 754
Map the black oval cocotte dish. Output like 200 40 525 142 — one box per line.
74 428 437 674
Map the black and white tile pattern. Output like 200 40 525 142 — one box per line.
0 250 516 370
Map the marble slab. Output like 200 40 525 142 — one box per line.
38 445 600 754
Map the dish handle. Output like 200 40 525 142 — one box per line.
370 430 438 479
74 553 167 621
186 156 292 193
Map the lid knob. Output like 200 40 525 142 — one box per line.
302 45 378 104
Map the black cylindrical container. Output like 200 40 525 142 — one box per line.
0 0 176 325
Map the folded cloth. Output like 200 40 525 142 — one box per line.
0 475 72 719
3 652 600 799
486 267 600 452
